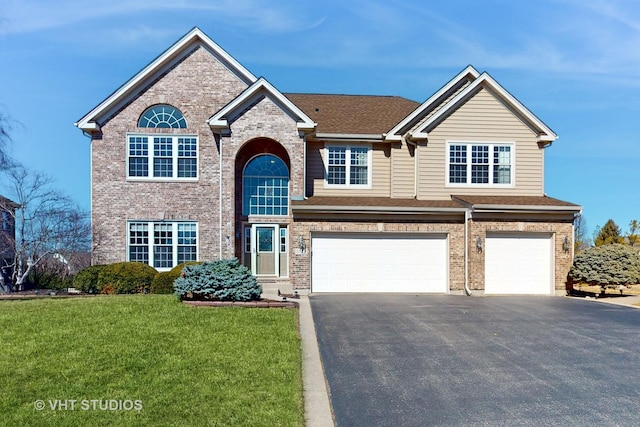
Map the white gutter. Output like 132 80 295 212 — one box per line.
312 133 384 142
471 204 581 212
291 205 465 214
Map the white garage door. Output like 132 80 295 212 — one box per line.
311 233 448 293
485 233 553 295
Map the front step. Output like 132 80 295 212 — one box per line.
256 278 293 295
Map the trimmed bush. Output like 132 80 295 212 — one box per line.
150 262 201 294
569 244 640 287
174 258 261 301
97 262 158 294
72 265 107 293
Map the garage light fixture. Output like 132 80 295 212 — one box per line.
298 235 307 253
475 236 483 252
563 236 571 253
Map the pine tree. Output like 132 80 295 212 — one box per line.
594 219 625 246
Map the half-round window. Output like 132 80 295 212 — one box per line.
243 154 289 216
138 105 187 128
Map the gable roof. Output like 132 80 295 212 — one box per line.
208 78 316 133
410 72 558 143
386 65 480 141
75 27 257 133
285 93 420 137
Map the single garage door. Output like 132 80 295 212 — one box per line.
485 233 554 295
311 233 448 293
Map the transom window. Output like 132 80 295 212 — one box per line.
127 134 198 179
138 105 187 128
325 145 371 187
448 143 513 185
127 221 197 270
242 154 289 216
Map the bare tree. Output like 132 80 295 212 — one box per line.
0 165 90 291
0 108 16 170
574 215 591 252
628 219 639 246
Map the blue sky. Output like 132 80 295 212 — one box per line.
0 0 638 239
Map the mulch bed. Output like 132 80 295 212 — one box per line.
183 299 298 308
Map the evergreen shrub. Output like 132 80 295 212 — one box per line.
174 258 261 301
569 243 640 287
72 265 107 293
97 262 157 294
150 262 201 294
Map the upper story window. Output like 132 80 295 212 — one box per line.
127 134 198 180
138 105 187 128
243 154 289 216
447 142 513 186
325 145 371 187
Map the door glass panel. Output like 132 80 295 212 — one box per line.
257 227 273 252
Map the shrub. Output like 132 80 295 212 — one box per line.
72 265 107 293
97 262 158 294
569 244 640 287
174 258 261 301
150 262 201 294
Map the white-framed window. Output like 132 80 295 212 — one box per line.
242 154 289 216
447 142 513 186
127 221 198 270
325 145 371 187
126 134 198 180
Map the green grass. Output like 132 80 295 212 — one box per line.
0 295 303 426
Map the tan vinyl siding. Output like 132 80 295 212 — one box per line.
417 87 544 200
390 142 415 198
306 142 390 197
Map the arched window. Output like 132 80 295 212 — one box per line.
138 105 187 128
243 155 289 216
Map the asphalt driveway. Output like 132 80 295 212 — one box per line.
310 295 640 426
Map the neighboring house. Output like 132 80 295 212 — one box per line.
0 195 18 281
75 28 581 295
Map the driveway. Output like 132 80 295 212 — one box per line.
310 295 640 426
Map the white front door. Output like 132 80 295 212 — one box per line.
251 224 279 276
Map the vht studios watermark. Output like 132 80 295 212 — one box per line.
34 399 143 411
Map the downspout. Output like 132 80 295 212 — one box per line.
219 135 223 260
403 134 418 198
82 130 94 265
303 133 307 199
464 209 473 296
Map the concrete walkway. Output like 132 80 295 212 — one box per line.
261 289 334 427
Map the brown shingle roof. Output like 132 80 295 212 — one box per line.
292 196 462 210
284 94 420 135
452 195 580 208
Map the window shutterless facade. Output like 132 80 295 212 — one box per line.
127 221 198 270
127 134 198 180
325 145 371 187
447 142 513 186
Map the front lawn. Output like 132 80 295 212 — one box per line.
0 295 303 426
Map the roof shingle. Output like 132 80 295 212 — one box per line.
284 93 420 135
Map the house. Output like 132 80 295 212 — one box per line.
0 195 18 284
75 28 581 295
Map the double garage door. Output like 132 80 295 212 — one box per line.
311 233 448 293
311 232 554 295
